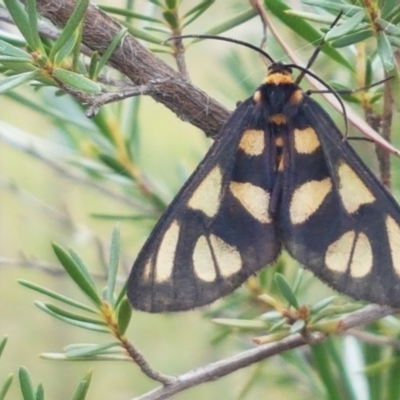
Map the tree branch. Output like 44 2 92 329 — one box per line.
130 304 394 400
32 0 229 138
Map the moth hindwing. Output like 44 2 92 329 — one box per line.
127 62 400 313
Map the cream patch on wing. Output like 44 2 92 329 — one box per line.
154 220 180 283
238 129 264 156
325 230 373 277
193 234 242 281
294 127 320 154
289 178 332 224
230 182 271 223
188 166 222 217
385 215 400 277
337 162 375 213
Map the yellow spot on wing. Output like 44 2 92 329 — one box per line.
192 236 217 282
294 127 320 154
239 129 264 156
154 220 180 283
325 230 373 277
230 182 271 223
338 162 375 213
193 235 242 281
350 233 373 278
385 215 400 276
188 166 222 217
290 178 332 224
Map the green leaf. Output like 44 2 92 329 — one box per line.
51 243 102 307
35 383 44 400
49 0 90 61
69 249 96 287
389 63 400 111
183 0 214 27
264 0 353 70
0 39 30 58
94 28 128 78
310 342 343 400
302 0 362 15
165 0 177 9
3 0 36 50
99 6 161 23
65 342 120 358
26 0 45 52
71 370 92 400
377 31 396 72
0 337 7 358
53 30 81 67
331 29 373 48
0 71 38 94
274 273 299 309
0 374 13 400
52 69 102 94
18 280 98 313
203 8 256 36
325 10 366 40
35 302 109 333
107 226 120 304
38 302 105 325
98 154 131 178
375 18 400 37
117 298 132 335
124 25 163 45
163 10 179 30
114 282 127 309
18 367 35 400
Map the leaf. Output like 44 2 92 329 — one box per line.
52 69 102 94
0 71 38 94
203 8 256 36
18 367 35 400
18 280 98 313
0 337 7 358
99 6 161 23
49 0 90 61
117 298 132 335
325 10 366 40
26 0 45 52
274 273 299 309
0 374 13 400
331 29 373 48
94 28 128 78
51 243 102 307
0 39 30 58
3 0 35 50
35 302 109 333
377 31 396 72
107 226 120 304
71 370 92 400
35 384 44 400
264 0 353 70
65 343 120 358
39 302 106 325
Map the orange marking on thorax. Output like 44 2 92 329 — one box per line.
263 72 294 85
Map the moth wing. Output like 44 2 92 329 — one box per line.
128 99 280 312
281 96 400 306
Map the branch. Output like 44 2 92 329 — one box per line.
131 304 394 400
31 0 229 138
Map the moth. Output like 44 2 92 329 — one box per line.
127 40 400 313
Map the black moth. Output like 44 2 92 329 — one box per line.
127 39 400 313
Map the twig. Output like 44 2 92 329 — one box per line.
130 304 394 400
31 0 229 138
347 328 400 349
